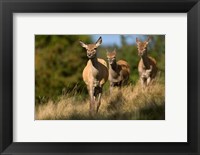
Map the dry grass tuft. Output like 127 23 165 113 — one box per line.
35 79 165 120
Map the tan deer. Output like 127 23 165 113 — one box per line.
80 37 108 115
106 49 130 92
136 37 157 88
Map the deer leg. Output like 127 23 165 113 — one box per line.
93 86 100 112
125 76 129 85
89 86 95 115
109 82 114 94
140 78 146 90
147 77 151 86
119 81 122 88
96 87 102 113
93 80 100 111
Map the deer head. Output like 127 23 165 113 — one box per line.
79 37 102 59
136 37 151 57
106 49 117 65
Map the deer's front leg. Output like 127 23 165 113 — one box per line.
140 77 145 88
118 81 122 88
89 85 95 115
147 77 151 86
109 82 114 94
93 80 101 112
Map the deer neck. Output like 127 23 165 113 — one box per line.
110 61 118 71
109 61 118 76
90 56 99 71
141 53 150 69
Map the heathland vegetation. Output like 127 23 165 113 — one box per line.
35 35 165 120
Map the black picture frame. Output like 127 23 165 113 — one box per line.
0 0 200 154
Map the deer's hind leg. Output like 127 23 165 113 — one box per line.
140 77 146 90
94 86 102 113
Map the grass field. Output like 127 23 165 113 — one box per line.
35 77 165 120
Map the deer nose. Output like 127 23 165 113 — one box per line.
87 53 91 57
138 52 143 56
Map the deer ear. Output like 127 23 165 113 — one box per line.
79 41 87 48
136 38 139 44
106 49 109 56
113 48 117 55
146 36 151 44
95 37 102 47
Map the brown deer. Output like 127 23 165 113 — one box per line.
106 49 130 92
80 37 108 115
136 37 157 88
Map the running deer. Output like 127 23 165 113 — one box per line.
106 49 130 92
136 37 157 88
80 37 108 114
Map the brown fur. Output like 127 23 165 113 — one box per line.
136 37 157 87
80 37 108 115
107 50 130 92
83 58 108 87
138 56 157 78
116 60 130 82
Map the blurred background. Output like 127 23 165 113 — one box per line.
35 35 165 105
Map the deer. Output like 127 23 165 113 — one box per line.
79 37 108 115
106 49 130 93
136 37 157 88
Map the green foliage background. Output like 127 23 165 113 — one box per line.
35 35 165 104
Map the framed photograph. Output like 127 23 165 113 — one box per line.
35 34 165 121
0 0 200 154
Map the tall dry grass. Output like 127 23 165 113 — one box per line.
35 78 165 120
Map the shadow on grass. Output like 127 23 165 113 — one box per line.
107 91 125 111
65 101 165 120
137 102 165 120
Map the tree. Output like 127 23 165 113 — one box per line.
35 35 91 104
